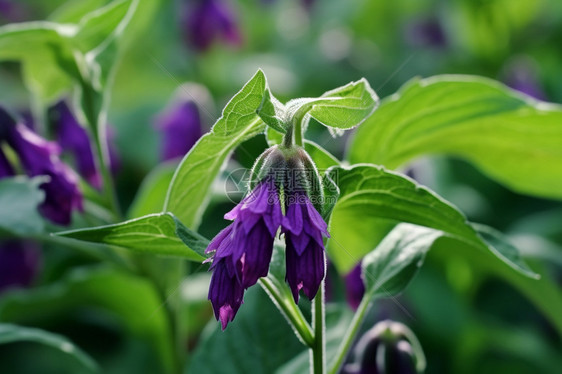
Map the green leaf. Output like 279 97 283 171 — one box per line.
285 78 378 133
0 324 98 373
164 70 268 229
186 287 306 374
347 75 562 200
0 177 45 236
257 88 288 133
127 163 176 219
304 140 340 171
0 266 175 373
361 224 443 298
55 213 206 261
325 164 537 279
49 0 109 23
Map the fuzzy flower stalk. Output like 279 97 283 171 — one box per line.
206 145 329 329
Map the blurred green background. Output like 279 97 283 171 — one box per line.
1 0 561 373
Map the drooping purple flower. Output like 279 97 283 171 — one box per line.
344 261 365 311
206 178 282 328
282 190 329 303
0 107 83 225
155 101 203 161
0 146 14 178
0 240 40 293
49 101 102 189
182 0 241 51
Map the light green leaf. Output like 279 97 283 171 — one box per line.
0 177 45 236
257 88 288 133
347 75 562 200
55 213 206 261
326 164 537 280
49 0 109 23
0 324 98 373
285 78 378 133
0 266 175 373
164 70 268 229
127 163 176 219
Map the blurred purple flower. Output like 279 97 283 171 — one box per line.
206 178 282 329
0 107 83 225
0 146 14 178
504 59 546 100
0 240 40 293
49 101 102 189
155 100 203 161
344 261 365 310
0 0 27 23
105 125 121 174
282 190 329 303
405 18 446 48
182 0 241 51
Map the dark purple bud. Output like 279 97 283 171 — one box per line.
0 240 40 293
282 190 329 302
404 18 446 48
49 101 102 189
503 58 546 100
208 257 245 330
0 108 83 225
353 320 424 374
206 177 282 328
155 101 203 161
0 146 14 178
182 0 241 51
344 261 365 310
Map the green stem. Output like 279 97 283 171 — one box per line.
259 278 315 347
294 119 303 147
282 119 303 148
312 280 325 374
93 122 122 221
329 296 372 374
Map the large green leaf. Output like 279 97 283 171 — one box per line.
0 324 98 373
0 177 45 236
347 75 562 200
325 164 536 280
55 213 206 261
0 266 174 373
164 70 268 229
127 163 176 219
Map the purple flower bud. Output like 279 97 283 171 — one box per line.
155 101 203 161
0 107 83 225
282 190 329 303
182 0 241 51
206 178 282 328
0 240 40 293
344 261 365 311
49 101 102 189
0 146 14 178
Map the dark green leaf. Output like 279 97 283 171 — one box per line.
348 75 562 200
55 213 206 261
0 177 45 236
164 70 268 229
0 324 98 373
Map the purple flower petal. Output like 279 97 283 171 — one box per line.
155 100 202 161
344 262 365 311
285 235 325 303
208 258 245 330
0 240 40 293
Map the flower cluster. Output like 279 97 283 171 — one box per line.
0 106 82 225
206 146 329 329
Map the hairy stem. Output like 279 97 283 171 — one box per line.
311 280 325 374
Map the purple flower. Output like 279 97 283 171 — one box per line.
206 178 282 328
0 107 83 225
182 0 241 51
49 101 102 189
282 191 329 303
404 18 447 48
155 101 203 161
0 0 27 23
0 146 14 178
503 58 546 100
0 240 40 293
344 262 365 310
